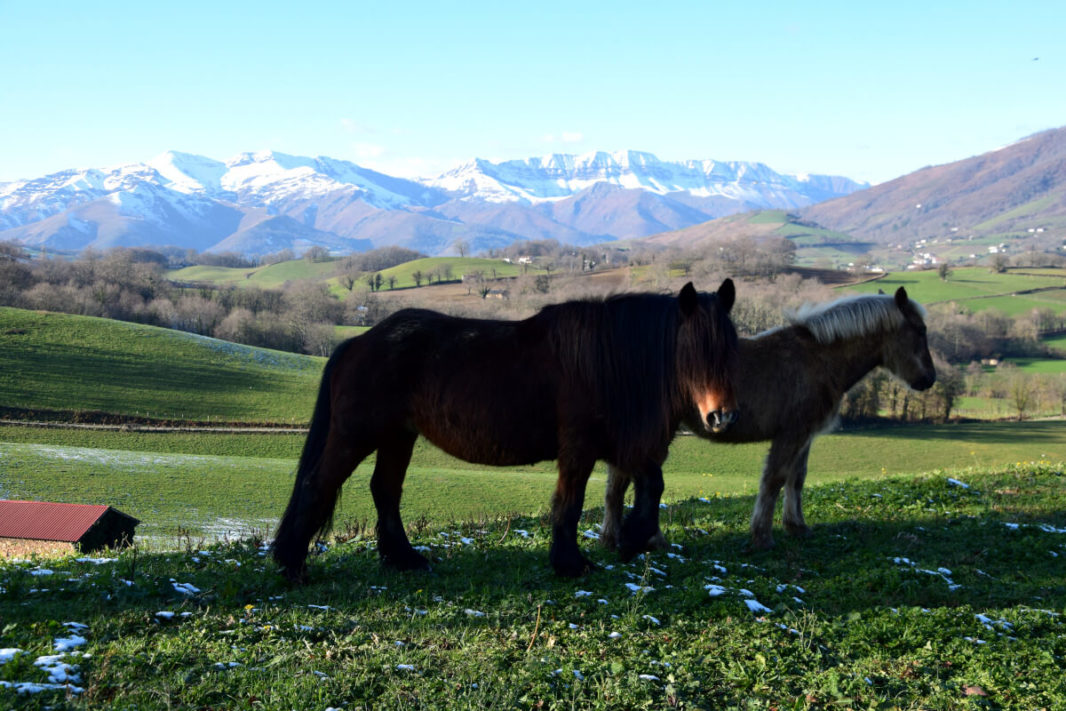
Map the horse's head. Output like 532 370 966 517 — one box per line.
677 279 740 433
883 286 936 391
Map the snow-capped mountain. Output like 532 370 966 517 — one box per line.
429 150 863 207
0 150 866 257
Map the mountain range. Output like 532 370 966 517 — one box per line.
0 150 867 257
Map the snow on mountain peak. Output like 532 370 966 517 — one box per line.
0 147 868 256
423 149 845 204
148 151 227 194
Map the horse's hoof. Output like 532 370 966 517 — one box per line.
745 535 775 552
617 540 641 563
646 530 669 551
551 552 594 578
785 523 812 538
280 564 308 585
599 532 618 551
382 549 431 572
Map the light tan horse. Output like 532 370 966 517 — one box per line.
601 287 935 552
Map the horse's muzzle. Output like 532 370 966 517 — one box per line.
911 372 937 391
707 409 737 433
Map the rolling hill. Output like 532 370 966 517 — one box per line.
0 307 323 423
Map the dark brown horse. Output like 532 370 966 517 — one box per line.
601 286 935 552
273 280 740 581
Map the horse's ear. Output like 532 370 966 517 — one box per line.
894 286 909 309
877 288 885 295
717 278 735 314
679 282 698 317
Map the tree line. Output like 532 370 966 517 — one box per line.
1 239 1063 422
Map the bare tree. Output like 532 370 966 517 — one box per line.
1003 365 1035 420
303 246 330 262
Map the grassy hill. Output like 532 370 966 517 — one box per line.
0 307 323 423
169 259 341 290
842 266 1066 316
168 256 544 295
643 209 872 268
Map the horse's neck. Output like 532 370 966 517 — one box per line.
815 332 885 393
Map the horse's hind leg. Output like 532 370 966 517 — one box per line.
275 433 373 581
370 429 428 571
782 441 813 538
617 463 666 562
601 464 628 551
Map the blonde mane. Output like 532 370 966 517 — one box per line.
784 293 925 344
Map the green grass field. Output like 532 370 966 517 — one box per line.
1007 357 1066 374
169 259 342 290
167 256 542 295
0 307 322 423
2 420 1063 542
1045 334 1066 353
377 256 539 289
1 463 1064 709
2 299 1065 709
843 267 1066 314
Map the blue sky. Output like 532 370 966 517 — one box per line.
1 0 1063 185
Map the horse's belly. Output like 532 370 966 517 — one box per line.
415 408 558 466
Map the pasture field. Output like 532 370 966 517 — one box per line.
1006 358 1066 374
377 256 542 289
168 260 342 289
1 463 1064 709
0 307 323 422
1 420 1063 542
843 267 1066 315
167 256 541 294
1045 333 1066 353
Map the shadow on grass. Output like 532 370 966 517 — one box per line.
3 470 1063 630
836 419 1066 445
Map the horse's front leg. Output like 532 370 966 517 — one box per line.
749 438 804 550
782 440 814 539
617 462 665 562
548 449 597 577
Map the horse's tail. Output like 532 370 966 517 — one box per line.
272 340 351 578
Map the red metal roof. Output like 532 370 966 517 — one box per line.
0 500 122 542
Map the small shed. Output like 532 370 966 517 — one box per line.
0 500 139 557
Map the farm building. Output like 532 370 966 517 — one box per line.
0 500 139 557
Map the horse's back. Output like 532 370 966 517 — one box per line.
332 307 563 464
